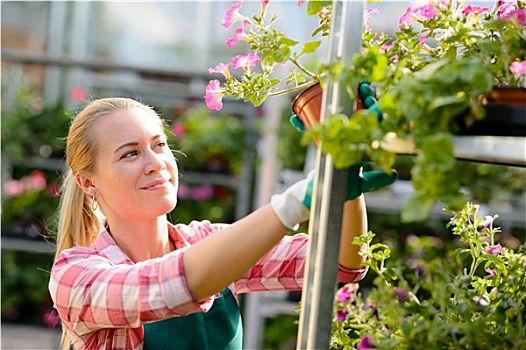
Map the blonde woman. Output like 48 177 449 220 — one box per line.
49 97 378 349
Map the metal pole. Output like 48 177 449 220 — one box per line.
297 1 364 348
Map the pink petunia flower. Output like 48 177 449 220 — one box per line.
419 4 438 19
230 53 261 71
485 268 496 278
485 244 504 255
364 7 379 31
358 334 376 350
399 6 415 28
500 8 526 26
336 284 358 302
510 61 526 78
204 80 225 111
418 35 428 45
208 62 231 78
380 43 394 53
479 215 497 232
226 20 248 48
333 309 348 322
497 1 518 16
462 4 490 15
222 1 246 29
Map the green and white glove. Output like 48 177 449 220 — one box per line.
346 161 398 200
271 170 315 231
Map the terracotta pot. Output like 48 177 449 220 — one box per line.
485 86 526 107
461 86 526 137
291 82 365 130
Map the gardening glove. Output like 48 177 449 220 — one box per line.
346 161 398 200
289 82 382 130
288 116 398 200
358 82 382 121
271 170 315 230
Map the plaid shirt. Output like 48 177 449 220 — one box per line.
49 220 367 349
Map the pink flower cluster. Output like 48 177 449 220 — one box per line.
3 170 57 198
205 53 261 111
178 183 215 201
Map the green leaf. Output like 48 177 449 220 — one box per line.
483 253 506 270
306 1 331 15
280 37 299 47
300 41 322 55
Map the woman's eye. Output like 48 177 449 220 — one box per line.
121 150 138 159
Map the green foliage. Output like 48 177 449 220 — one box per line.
211 0 526 222
332 202 526 349
168 106 247 175
1 251 54 324
1 88 71 163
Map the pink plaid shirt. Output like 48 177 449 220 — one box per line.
49 220 367 349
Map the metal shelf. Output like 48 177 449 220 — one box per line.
1 236 56 254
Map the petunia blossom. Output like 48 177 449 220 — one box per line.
336 284 358 302
480 215 497 231
485 268 496 278
502 8 526 24
485 244 504 255
358 334 376 350
379 43 393 53
497 1 518 16
222 1 246 29
462 4 490 15
419 4 438 19
204 80 225 111
363 7 379 32
510 61 526 78
208 62 231 79
226 20 248 48
333 309 348 322
399 6 415 28
418 35 428 45
230 53 261 71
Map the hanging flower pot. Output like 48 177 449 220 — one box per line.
291 82 366 130
458 86 526 137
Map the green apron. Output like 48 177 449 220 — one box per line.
143 288 243 349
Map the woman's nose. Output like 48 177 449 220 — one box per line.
145 150 166 174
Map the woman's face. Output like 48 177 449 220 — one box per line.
88 107 179 221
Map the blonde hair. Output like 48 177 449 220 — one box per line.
54 97 160 349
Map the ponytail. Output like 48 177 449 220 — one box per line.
54 170 103 259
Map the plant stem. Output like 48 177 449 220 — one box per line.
289 57 318 79
268 80 319 97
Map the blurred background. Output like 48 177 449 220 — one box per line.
1 1 524 349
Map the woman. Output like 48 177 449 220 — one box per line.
48 97 371 349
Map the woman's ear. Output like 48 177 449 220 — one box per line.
75 173 97 197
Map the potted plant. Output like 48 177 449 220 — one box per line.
331 202 526 349
168 106 248 175
205 0 525 221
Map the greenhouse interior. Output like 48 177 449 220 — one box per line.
0 0 526 350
